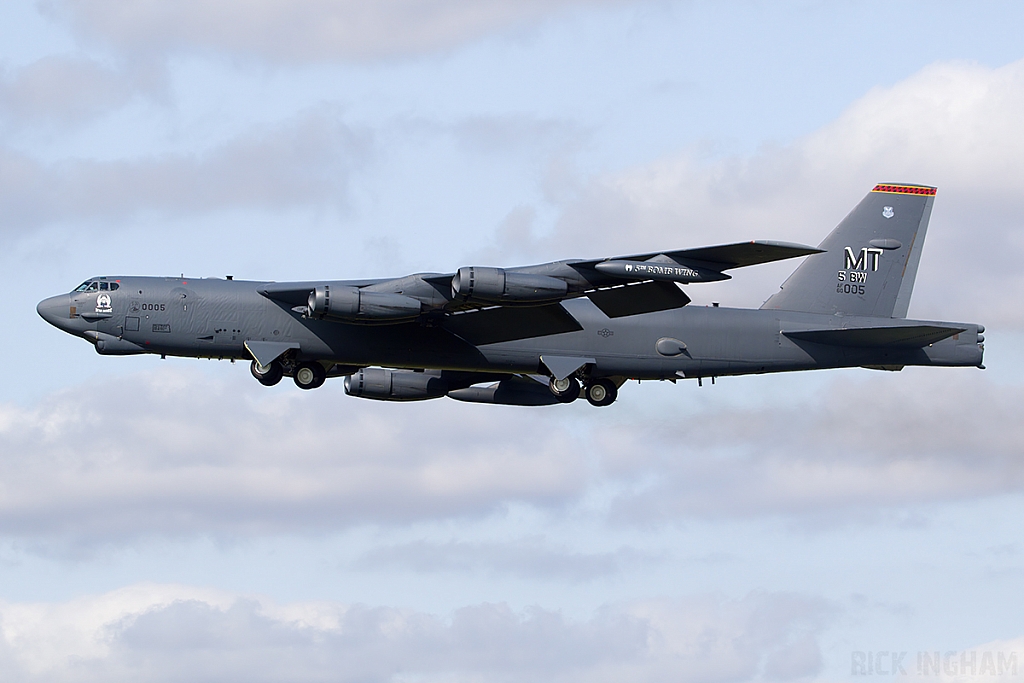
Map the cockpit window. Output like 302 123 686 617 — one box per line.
73 280 117 292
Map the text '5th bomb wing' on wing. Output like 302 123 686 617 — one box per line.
253 240 823 324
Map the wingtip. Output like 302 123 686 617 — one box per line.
751 240 825 254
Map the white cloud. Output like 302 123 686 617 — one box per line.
0 583 234 678
0 55 164 126
549 59 1024 327
41 0 631 63
935 638 1024 683
1 363 1020 547
0 367 588 544
602 369 1024 522
0 106 369 232
0 584 830 683
354 537 661 581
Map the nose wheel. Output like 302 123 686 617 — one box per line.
584 378 617 407
548 376 581 403
294 361 327 390
250 359 283 386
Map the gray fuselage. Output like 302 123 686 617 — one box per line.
37 275 984 381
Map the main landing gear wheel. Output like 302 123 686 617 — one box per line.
294 362 326 390
548 376 581 403
585 378 617 407
250 359 283 386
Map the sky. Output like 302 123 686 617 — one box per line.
2 1 1024 681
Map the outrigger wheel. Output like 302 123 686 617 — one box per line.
548 376 581 403
585 378 617 407
250 359 283 387
294 361 327 390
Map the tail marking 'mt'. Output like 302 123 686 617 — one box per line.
762 184 936 318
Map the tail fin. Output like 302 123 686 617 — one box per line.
761 184 935 318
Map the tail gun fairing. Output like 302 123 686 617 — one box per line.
37 184 984 407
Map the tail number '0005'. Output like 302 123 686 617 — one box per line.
141 303 166 311
836 283 865 295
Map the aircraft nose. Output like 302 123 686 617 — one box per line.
37 294 72 329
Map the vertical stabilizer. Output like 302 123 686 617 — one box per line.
761 184 935 318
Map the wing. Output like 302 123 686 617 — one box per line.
575 240 823 284
659 240 823 269
255 240 819 325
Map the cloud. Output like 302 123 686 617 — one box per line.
0 106 369 233
934 638 1024 683
602 369 1024 523
2 108 579 247
354 538 661 582
0 361 1019 547
0 367 588 545
0 55 165 126
549 59 1024 327
0 584 830 683
41 0 631 63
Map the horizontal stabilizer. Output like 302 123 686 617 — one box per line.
783 325 966 348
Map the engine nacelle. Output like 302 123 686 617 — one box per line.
451 267 567 304
344 368 448 401
307 286 421 322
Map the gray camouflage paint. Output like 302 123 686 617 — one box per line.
37 185 984 405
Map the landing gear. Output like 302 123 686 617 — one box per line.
548 376 581 403
584 378 617 407
250 359 283 386
294 361 326 390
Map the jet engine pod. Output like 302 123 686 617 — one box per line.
307 285 421 322
451 267 568 304
344 368 449 401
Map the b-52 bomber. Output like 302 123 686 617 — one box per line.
38 184 984 407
